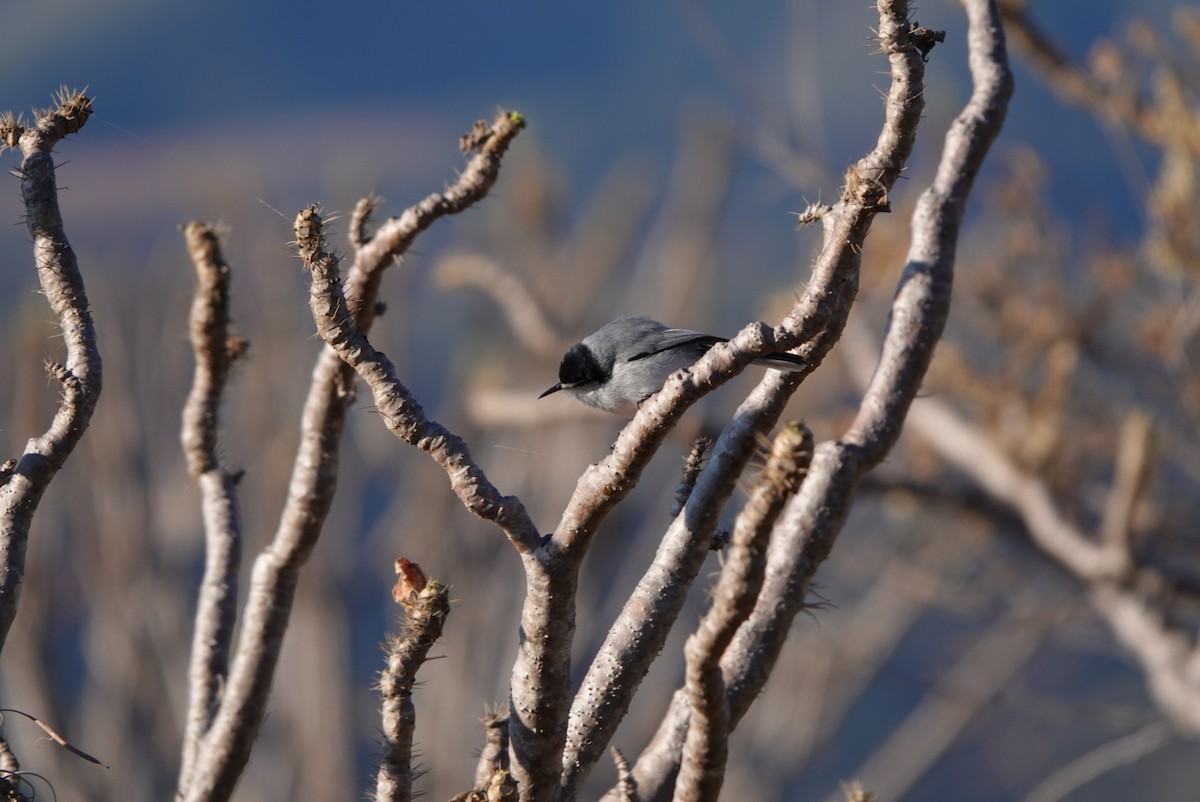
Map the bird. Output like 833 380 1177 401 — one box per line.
538 316 807 415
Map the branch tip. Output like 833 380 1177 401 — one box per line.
793 202 831 227
31 87 93 141
459 110 526 154
909 23 947 61
0 111 22 152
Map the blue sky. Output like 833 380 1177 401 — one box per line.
0 0 1175 291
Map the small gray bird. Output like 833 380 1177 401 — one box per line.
539 316 807 415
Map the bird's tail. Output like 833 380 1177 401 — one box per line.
752 352 808 371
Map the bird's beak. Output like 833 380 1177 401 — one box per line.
538 383 562 399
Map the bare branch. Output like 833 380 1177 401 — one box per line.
769 4 935 358
999 0 1200 155
1091 585 1200 731
463 388 610 428
177 222 245 796
0 87 101 655
473 713 510 790
882 350 1200 734
1024 721 1173 802
904 398 1130 581
1099 410 1155 551
560 372 802 797
612 0 1012 795
181 111 524 802
350 194 381 251
180 222 243 477
581 0 951 791
674 423 812 802
819 604 1048 802
376 563 451 802
669 436 713 520
347 111 528 329
611 748 636 802
296 206 541 552
434 252 565 360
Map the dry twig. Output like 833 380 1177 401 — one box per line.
0 87 101 654
179 111 525 802
674 423 812 802
177 223 245 795
376 565 451 802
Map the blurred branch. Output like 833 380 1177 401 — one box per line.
669 436 712 519
614 0 1012 796
473 712 510 789
1099 410 1155 551
1023 720 1173 802
553 164 656 325
821 602 1049 802
861 351 1200 733
903 397 1133 580
177 223 245 796
677 0 831 188
1092 585 1200 731
463 387 610 428
434 252 565 360
624 115 734 324
784 537 949 768
180 111 525 802
349 194 381 251
675 423 811 802
0 88 101 656
999 1 1200 155
999 4 1200 276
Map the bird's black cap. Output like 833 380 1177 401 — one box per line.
539 342 608 398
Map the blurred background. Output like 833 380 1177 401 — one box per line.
1 0 1198 800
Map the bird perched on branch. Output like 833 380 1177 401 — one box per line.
539 316 807 415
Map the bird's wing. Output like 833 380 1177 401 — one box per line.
627 329 724 362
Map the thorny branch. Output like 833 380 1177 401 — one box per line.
604 0 1011 797
674 423 812 802
376 562 451 802
560 371 803 799
522 52 935 778
179 111 524 802
543 2 949 797
0 87 101 656
177 222 246 795
532 7 941 793
473 712 510 790
296 205 540 551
